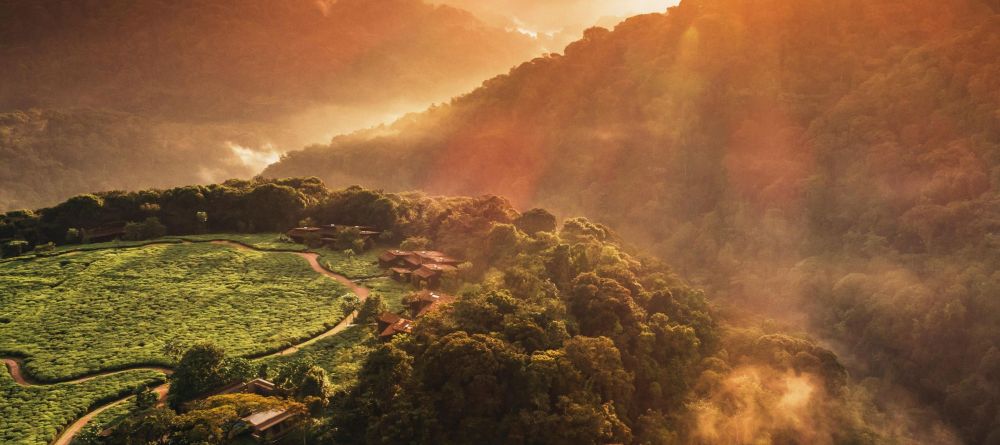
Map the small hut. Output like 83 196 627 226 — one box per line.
411 264 458 289
241 408 301 442
408 290 456 318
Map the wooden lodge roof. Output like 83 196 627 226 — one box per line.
414 250 459 263
378 312 402 325
380 250 412 262
211 378 277 398
412 290 456 317
291 225 382 238
243 408 298 432
414 290 455 304
380 250 461 268
379 312 413 338
413 263 458 278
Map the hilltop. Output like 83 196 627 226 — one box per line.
264 0 1000 441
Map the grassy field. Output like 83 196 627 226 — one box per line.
1 369 164 445
0 234 421 444
0 242 353 380
315 247 385 279
171 233 307 252
261 324 377 391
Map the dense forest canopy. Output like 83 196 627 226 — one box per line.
0 0 543 212
265 0 1000 442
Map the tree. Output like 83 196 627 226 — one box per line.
167 343 229 408
357 294 387 324
275 360 333 402
104 407 176 445
49 194 105 228
298 366 332 400
400 236 431 250
195 211 208 234
170 394 303 444
334 226 364 252
135 387 159 410
515 208 557 235
485 223 527 264
247 184 306 231
223 357 256 384
65 228 81 244
3 240 29 257
340 293 361 315
123 217 167 241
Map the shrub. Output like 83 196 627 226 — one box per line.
400 236 430 251
123 217 167 241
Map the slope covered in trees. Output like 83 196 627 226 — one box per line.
0 0 542 211
3 182 932 444
265 0 1000 441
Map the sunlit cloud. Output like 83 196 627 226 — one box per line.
227 142 281 172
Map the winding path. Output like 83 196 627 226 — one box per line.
1 239 372 445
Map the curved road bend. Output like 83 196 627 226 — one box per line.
2 240 371 445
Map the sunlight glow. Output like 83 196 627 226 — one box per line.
228 142 281 171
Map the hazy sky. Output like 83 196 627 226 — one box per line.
438 0 678 39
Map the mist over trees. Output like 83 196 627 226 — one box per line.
0 0 544 212
265 0 1000 441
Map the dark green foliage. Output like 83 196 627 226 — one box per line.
167 343 230 408
357 295 388 325
103 407 176 445
135 387 159 410
246 184 307 231
123 217 166 241
1 177 331 252
515 208 557 235
333 226 364 252
312 186 400 231
399 236 430 251
273 360 333 401
2 240 28 257
326 216 718 444
65 227 81 243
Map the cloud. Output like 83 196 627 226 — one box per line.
228 142 281 172
437 0 677 34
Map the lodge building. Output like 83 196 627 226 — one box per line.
286 224 381 249
376 290 456 340
377 249 460 289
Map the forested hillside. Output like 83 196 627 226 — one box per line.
265 0 1000 441
0 0 541 211
2 182 933 444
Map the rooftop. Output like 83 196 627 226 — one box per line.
380 317 414 337
378 312 402 325
243 408 298 432
419 264 458 272
414 290 455 303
